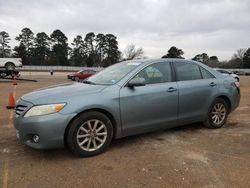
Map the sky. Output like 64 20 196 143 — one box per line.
0 0 250 61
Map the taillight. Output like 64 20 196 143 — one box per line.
231 81 240 88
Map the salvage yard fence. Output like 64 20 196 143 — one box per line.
224 69 250 73
20 66 104 72
19 66 250 74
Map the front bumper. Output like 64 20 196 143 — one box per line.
14 101 76 149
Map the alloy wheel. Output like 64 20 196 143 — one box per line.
76 119 107 152
211 103 226 125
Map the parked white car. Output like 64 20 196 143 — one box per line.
0 58 22 71
215 69 240 82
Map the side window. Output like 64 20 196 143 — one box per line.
175 62 202 81
145 67 161 77
135 62 172 85
200 67 215 79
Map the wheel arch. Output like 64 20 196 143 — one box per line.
216 95 231 112
64 108 118 147
5 61 15 66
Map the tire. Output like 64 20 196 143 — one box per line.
235 77 239 82
204 98 229 128
5 62 15 71
71 77 75 81
67 111 113 157
75 77 80 82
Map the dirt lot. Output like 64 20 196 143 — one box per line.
0 72 250 188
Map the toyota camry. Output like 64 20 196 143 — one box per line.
14 59 240 157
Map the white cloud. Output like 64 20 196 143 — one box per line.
0 0 250 60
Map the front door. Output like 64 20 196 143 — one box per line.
119 62 178 135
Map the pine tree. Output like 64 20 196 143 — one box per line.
33 32 51 65
50 29 69 66
0 31 11 57
162 46 184 59
14 28 34 64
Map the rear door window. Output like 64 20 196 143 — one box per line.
200 67 215 79
175 62 202 81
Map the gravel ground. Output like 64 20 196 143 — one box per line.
0 72 249 188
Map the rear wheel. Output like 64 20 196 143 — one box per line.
5 62 15 71
204 98 229 128
67 111 113 157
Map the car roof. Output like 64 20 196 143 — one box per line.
123 58 225 74
121 58 190 65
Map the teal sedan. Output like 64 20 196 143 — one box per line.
14 59 240 157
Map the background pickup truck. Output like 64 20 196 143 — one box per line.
0 58 22 71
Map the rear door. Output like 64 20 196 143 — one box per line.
174 62 218 122
119 62 178 135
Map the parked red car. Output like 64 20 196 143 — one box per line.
67 69 97 81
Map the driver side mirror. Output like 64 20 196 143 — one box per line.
127 77 146 88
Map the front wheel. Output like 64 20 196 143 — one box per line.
204 98 229 128
67 111 113 157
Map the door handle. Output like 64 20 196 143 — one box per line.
167 87 177 92
209 82 216 87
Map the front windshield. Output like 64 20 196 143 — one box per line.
87 62 142 85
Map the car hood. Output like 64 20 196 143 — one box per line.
21 82 107 104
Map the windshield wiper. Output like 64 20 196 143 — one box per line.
82 80 96 85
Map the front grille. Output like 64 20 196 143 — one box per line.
15 104 28 116
15 99 33 117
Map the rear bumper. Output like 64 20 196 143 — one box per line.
230 88 240 112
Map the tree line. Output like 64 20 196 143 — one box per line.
161 46 250 68
0 28 121 67
0 29 250 68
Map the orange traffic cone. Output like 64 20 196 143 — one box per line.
6 92 16 109
13 79 17 86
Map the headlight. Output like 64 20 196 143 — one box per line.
24 103 66 117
